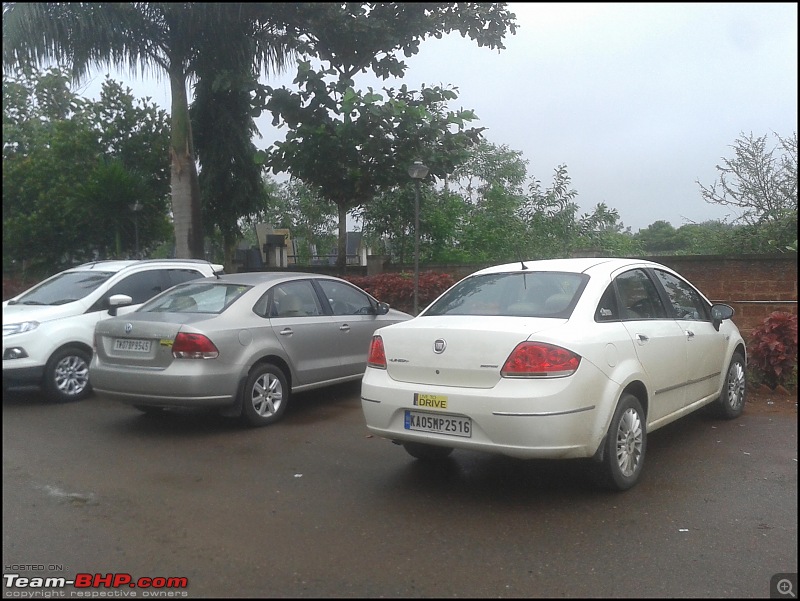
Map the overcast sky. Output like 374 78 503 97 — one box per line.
82 2 798 232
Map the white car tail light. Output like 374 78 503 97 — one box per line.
367 335 387 369
501 342 580 378
172 333 219 359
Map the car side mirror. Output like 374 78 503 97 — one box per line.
710 303 734 331
376 302 390 315
108 294 133 317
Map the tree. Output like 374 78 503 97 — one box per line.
3 66 172 271
698 131 797 250
450 141 529 263
265 69 485 273
191 47 267 270
3 2 296 259
261 3 518 272
519 164 581 258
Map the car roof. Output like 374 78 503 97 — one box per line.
201 272 346 286
472 257 665 277
67 259 224 273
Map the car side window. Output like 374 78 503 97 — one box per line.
594 284 620 322
653 269 711 321
614 269 668 320
166 268 205 287
317 280 374 315
104 270 166 306
269 281 322 318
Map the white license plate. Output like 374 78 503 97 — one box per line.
113 338 152 353
404 410 472 438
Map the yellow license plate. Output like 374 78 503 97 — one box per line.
413 393 448 410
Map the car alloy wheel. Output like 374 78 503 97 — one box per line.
241 363 289 427
45 347 92 403
595 392 647 491
715 352 747 419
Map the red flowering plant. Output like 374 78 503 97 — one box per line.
748 311 798 390
345 272 455 315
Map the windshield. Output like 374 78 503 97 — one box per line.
140 282 251 314
12 271 115 305
424 271 589 318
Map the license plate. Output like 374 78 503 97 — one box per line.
404 410 472 438
113 338 151 353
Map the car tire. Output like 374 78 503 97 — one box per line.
402 441 454 461
44 346 92 403
241 363 289 427
594 393 647 491
713 352 747 420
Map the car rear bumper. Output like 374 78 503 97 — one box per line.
90 360 242 409
361 365 614 460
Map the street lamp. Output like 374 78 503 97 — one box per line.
407 160 429 315
130 202 143 257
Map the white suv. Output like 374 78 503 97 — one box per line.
2 259 223 402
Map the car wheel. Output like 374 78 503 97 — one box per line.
44 346 92 403
595 393 646 491
714 352 747 419
402 441 454 461
241 363 289 427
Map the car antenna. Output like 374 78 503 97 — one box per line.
516 249 528 289
516 249 528 271
208 261 221 279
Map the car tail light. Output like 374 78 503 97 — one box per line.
367 335 387 369
172 332 219 359
501 342 580 378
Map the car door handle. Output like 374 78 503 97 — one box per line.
685 330 695 340
636 333 649 344
339 324 350 332
279 328 293 336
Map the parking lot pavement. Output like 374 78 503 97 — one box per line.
2 384 797 598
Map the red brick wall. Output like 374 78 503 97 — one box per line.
651 255 797 338
385 255 797 341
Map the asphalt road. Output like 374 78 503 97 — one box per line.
3 383 797 598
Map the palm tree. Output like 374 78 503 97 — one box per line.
3 2 296 259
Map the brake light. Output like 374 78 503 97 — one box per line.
367 335 387 369
172 332 219 359
501 342 580 377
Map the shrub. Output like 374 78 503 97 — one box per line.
346 271 456 315
748 311 798 390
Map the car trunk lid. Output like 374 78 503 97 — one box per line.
94 313 211 368
380 315 563 388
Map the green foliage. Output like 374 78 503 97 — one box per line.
345 271 456 315
2 66 171 272
192 58 267 269
748 311 798 390
259 4 517 272
249 178 338 264
698 131 797 226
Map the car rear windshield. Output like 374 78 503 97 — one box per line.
140 282 251 314
424 271 589 318
11 271 115 305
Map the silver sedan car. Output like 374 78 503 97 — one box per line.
90 272 411 425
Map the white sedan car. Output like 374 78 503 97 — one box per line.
361 258 747 490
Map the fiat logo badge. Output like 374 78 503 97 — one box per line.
433 339 446 354
124 323 133 334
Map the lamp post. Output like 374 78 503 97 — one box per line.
130 202 143 257
407 160 429 315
